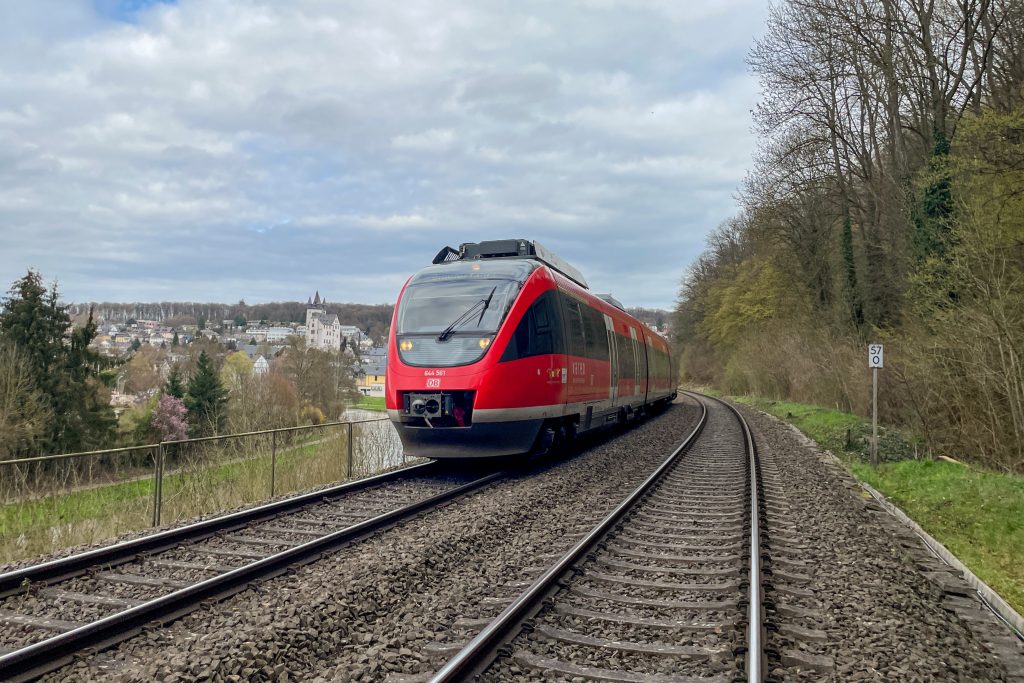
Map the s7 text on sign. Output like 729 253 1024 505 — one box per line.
869 343 884 369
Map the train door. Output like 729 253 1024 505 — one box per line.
604 314 618 407
629 327 642 399
638 328 651 403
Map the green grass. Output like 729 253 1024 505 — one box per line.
853 459 1024 613
732 393 1024 615
353 396 386 411
732 396 863 454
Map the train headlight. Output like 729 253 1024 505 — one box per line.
478 338 490 349
400 340 413 352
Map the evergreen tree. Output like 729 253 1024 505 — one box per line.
0 271 116 453
172 331 180 346
185 351 228 436
129 338 141 352
164 365 185 399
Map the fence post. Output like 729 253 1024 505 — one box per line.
152 443 165 527
270 430 277 498
347 422 354 477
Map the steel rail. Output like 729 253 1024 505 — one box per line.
703 393 765 682
0 460 439 599
428 397 709 683
0 469 505 683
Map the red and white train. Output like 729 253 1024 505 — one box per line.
386 239 675 458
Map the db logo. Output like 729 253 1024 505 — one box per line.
426 378 441 388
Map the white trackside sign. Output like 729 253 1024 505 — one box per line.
868 344 884 369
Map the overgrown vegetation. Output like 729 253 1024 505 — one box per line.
739 395 1024 614
674 0 1024 472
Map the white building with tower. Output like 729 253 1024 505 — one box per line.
305 291 343 352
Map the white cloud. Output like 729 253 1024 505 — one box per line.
0 0 769 309
391 128 456 152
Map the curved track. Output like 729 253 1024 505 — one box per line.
0 463 504 682
429 392 766 682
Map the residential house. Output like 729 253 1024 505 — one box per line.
357 364 386 397
265 326 294 343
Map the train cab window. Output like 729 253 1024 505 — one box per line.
501 291 565 362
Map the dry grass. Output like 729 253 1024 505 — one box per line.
0 420 403 565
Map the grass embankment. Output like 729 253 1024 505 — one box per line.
732 395 1024 615
354 396 386 411
0 429 385 565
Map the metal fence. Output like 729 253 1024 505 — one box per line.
0 415 399 564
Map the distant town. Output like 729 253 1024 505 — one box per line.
95 292 390 415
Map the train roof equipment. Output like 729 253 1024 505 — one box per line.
595 293 624 310
431 239 589 290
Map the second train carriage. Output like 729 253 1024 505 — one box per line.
386 239 675 458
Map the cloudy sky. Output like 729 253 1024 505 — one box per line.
0 0 767 309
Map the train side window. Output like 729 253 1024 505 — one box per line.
562 296 586 358
617 334 635 377
581 305 609 360
636 335 648 380
501 291 565 362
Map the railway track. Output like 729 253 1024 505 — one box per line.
0 461 504 682
426 392 766 682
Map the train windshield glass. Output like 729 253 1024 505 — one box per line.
397 279 521 336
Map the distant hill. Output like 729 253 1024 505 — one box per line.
626 307 670 330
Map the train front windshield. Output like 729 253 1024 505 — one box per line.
396 261 535 367
397 279 519 336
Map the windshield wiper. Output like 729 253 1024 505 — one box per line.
437 286 497 342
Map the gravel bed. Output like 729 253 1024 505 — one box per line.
742 405 1016 682
512 635 735 677
36 401 702 681
602 550 737 569
543 606 733 647
560 600 736 624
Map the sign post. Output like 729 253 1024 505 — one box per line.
868 343 884 465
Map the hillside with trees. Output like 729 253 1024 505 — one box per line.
673 0 1023 471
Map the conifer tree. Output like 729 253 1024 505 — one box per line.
164 365 185 399
184 351 228 436
0 270 116 453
